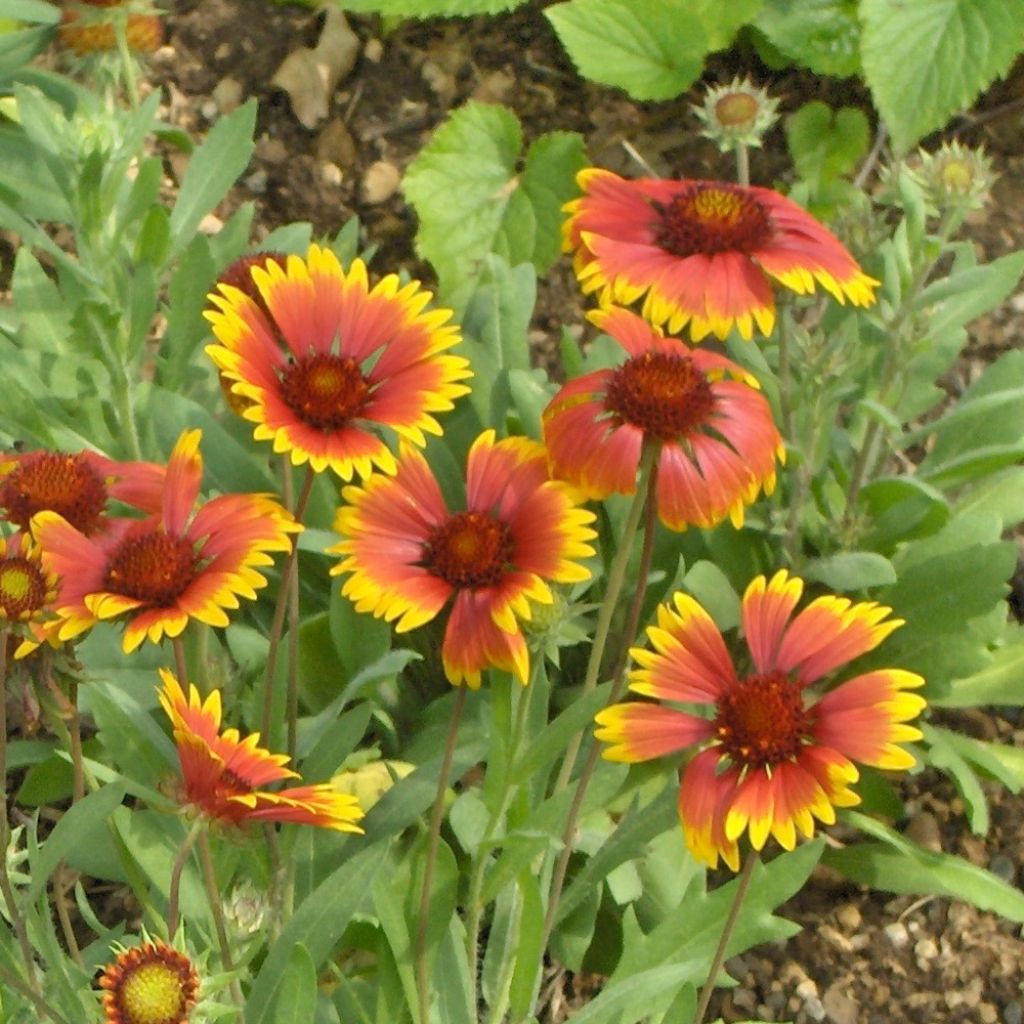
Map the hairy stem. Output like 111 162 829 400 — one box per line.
198 829 244 1006
166 819 203 940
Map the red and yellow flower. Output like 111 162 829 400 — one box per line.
158 669 364 832
330 430 597 688
98 939 199 1024
204 244 472 480
0 532 61 658
0 449 165 535
31 430 299 653
543 306 782 531
564 168 878 340
595 570 925 869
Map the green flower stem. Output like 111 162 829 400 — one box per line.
165 818 204 941
552 441 659 796
65 679 84 805
693 851 760 1024
465 667 539 999
259 465 315 745
52 865 83 968
0 629 43 999
735 143 750 188
540 452 660 952
416 685 467 1024
113 12 139 111
172 636 189 691
282 460 301 762
198 828 244 1007
846 207 962 508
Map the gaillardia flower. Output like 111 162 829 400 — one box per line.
0 449 165 535
158 670 364 831
564 168 878 340
330 430 597 687
0 532 61 658
99 939 199 1024
543 306 782 530
32 430 299 653
595 571 924 869
204 244 472 480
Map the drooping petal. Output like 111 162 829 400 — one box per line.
679 748 740 870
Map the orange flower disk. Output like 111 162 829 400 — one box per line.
564 168 878 341
159 670 364 832
204 244 472 480
595 570 925 870
330 430 597 688
99 939 199 1024
32 430 299 653
543 306 782 531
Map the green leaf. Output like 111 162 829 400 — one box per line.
404 103 583 302
922 723 988 834
857 476 950 550
956 466 1024 529
689 0 762 50
917 250 1024 338
335 0 527 13
860 0 1024 153
756 0 860 76
785 101 869 186
802 551 897 591
546 0 707 101
935 632 1024 707
267 944 317 1024
827 812 1024 923
168 100 256 257
245 844 383 1024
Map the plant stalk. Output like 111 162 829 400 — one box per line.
166 818 204 940
198 828 244 1007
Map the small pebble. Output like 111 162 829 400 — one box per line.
835 903 861 931
804 996 826 1022
362 160 401 204
914 937 938 965
979 1004 997 1024
363 37 383 62
212 77 243 114
244 169 268 194
989 854 1016 883
1005 1001 1023 1024
883 922 909 948
200 99 218 121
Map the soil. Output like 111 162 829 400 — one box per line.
49 0 1024 1020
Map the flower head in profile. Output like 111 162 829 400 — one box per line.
330 430 597 688
543 306 782 531
595 571 925 870
32 430 300 653
158 670 364 832
98 938 199 1024
0 532 61 658
204 244 472 480
0 449 165 535
564 168 878 340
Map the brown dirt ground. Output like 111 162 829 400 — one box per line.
54 0 1024 1020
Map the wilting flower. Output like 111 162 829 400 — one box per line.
158 670 364 831
0 532 61 658
543 306 782 531
330 430 597 687
0 449 164 535
204 244 472 480
32 430 299 653
98 939 199 1024
564 168 878 340
595 570 925 870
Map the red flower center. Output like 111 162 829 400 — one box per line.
653 183 773 257
422 511 514 589
104 528 196 606
605 351 716 439
0 452 107 534
713 672 809 770
0 558 49 619
279 354 371 432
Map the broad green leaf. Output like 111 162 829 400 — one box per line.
267 944 317 1024
755 0 860 76
860 0 1024 153
935 632 1024 707
857 476 949 550
917 250 1024 338
337 0 527 13
785 101 869 186
828 812 1024 923
404 103 582 302
168 100 256 257
926 725 1023 793
956 466 1024 529
245 844 383 1023
689 0 762 50
433 919 475 1024
802 551 897 590
922 723 988 834
546 0 707 101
